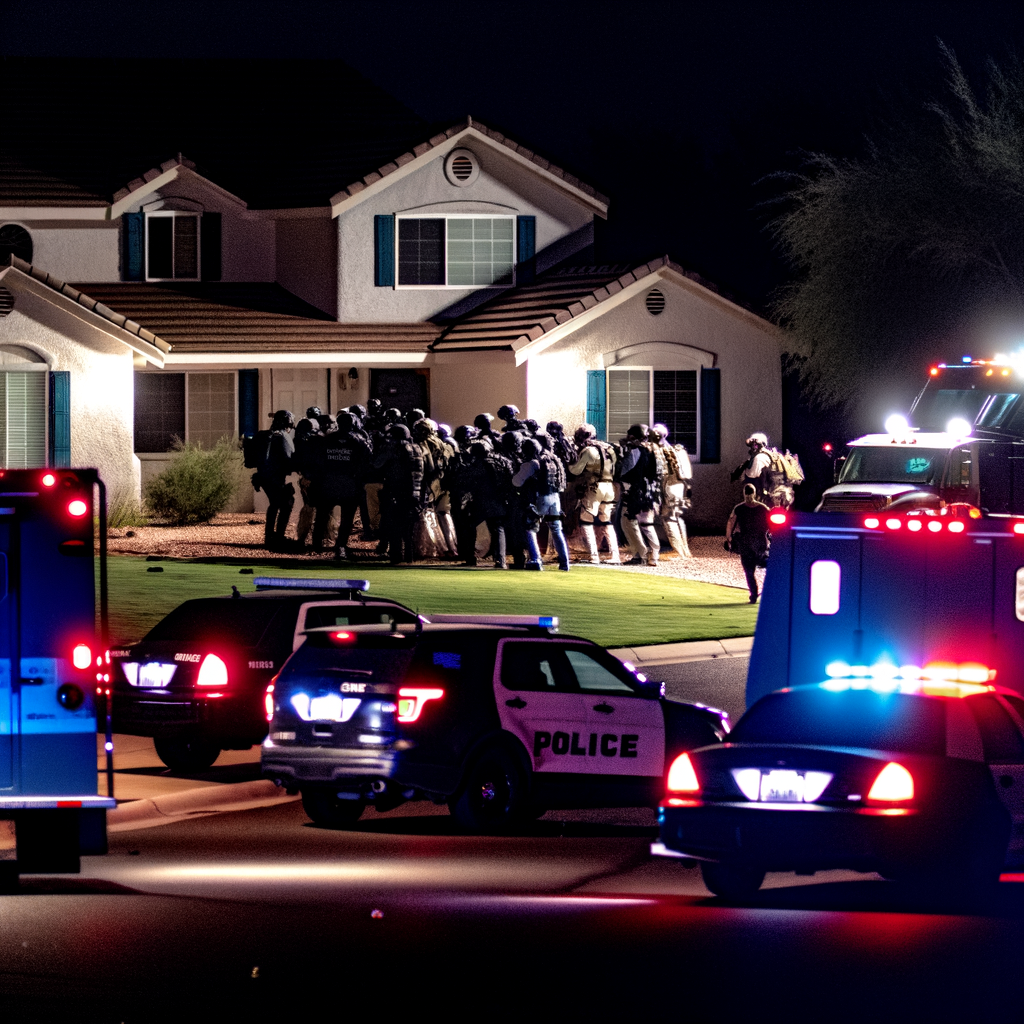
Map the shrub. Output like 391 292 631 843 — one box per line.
107 490 149 529
143 437 240 525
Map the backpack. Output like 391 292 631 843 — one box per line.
242 430 272 470
765 447 805 486
540 452 566 495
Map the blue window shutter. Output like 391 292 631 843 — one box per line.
123 212 143 281
200 212 222 281
48 370 71 468
516 215 536 283
238 368 259 437
374 214 395 287
699 367 721 463
586 370 607 441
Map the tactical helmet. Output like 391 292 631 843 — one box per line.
497 404 520 423
468 440 489 460
520 438 541 460
546 420 564 436
270 409 295 431
388 423 412 441
385 407 402 424
523 418 540 435
746 432 769 448
407 407 426 426
349 404 367 419
474 413 495 431
453 424 478 447
306 406 322 420
500 431 521 456
335 411 356 433
412 417 438 442
367 398 382 413
574 423 597 445
316 413 336 433
294 418 315 438
626 423 649 440
651 423 670 441
537 433 553 451
437 423 453 440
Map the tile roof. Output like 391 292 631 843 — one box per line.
433 257 738 351
331 117 608 213
72 283 440 352
4 256 169 354
0 158 107 208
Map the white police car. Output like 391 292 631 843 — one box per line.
261 615 729 832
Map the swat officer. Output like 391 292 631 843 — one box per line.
650 423 693 559
314 411 371 559
569 424 621 565
498 404 525 435
473 413 501 450
413 417 458 559
456 440 512 568
513 437 570 571
731 432 772 503
373 423 424 565
257 409 296 552
618 423 664 566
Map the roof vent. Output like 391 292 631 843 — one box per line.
645 289 666 316
0 287 13 318
444 148 480 187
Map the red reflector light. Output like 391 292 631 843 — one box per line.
928 520 943 533
41 473 56 487
67 499 88 517
196 653 229 687
930 367 939 376
863 517 880 529
885 517 901 530
666 753 700 793
397 687 444 722
1014 523 1024 535
907 520 923 533
947 521 966 533
867 762 914 802
71 644 92 670
769 511 787 526
265 684 275 722
333 631 354 641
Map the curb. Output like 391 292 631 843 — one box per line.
108 778 298 832
609 636 753 666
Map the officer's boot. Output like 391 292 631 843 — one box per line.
642 524 661 566
601 523 621 563
620 516 647 564
580 523 601 564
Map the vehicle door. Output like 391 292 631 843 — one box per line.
562 645 665 777
967 693 1024 863
494 639 590 773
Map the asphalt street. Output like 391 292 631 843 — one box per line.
4 653 1021 1020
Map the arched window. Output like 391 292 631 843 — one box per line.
0 224 32 265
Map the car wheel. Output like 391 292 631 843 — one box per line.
449 745 528 834
153 735 221 772
700 860 766 901
301 787 366 828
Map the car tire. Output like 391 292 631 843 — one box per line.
449 745 529 834
153 735 221 772
700 860 766 901
301 787 367 828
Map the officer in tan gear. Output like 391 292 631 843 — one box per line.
568 424 621 564
650 423 693 558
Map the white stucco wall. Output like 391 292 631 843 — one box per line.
13 220 120 283
336 141 595 323
0 296 140 504
276 217 337 315
430 351 526 430
524 275 782 530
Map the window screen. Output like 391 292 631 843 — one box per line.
653 370 697 454
134 373 185 453
398 218 445 285
0 371 46 469
187 372 235 449
447 218 514 286
607 370 650 442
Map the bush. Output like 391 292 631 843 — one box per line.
107 490 149 529
143 437 240 525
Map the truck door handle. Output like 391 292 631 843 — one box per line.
593 702 614 714
506 697 527 709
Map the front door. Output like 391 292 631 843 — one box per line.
272 368 328 420
370 369 429 417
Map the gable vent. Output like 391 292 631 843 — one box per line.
444 148 480 187
0 287 13 318
645 289 666 316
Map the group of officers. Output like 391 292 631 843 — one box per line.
251 400 696 569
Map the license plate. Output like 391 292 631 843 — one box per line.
760 769 803 802
138 662 176 688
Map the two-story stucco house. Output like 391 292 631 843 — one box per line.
0 65 780 530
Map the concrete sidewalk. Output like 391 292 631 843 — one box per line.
609 635 752 666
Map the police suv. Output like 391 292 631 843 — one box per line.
110 579 419 771
261 615 729 832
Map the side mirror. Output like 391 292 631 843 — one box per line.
637 678 666 699
833 456 847 484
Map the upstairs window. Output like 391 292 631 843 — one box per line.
396 215 514 288
146 212 200 281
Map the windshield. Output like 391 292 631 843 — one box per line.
280 644 415 686
838 447 946 485
911 388 1000 431
731 689 946 755
143 600 284 646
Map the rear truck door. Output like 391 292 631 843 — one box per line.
494 639 590 772
562 646 664 778
969 694 1024 863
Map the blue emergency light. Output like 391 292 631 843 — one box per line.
253 577 370 592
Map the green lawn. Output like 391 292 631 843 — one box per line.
106 556 757 649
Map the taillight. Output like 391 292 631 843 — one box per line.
666 753 700 793
265 683 275 722
67 499 88 517
41 473 56 487
769 511 787 527
72 643 92 670
333 631 354 642
867 762 914 801
196 653 229 687
396 687 444 722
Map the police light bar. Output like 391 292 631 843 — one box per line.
425 614 559 628
253 577 370 592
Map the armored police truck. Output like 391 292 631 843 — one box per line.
0 468 113 887
748 508 1024 707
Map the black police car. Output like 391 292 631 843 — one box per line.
654 667 1024 899
261 614 729 832
110 578 420 770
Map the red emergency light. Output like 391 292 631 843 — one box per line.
768 511 788 527
863 515 972 534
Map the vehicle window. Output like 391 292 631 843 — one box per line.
564 649 635 693
500 642 574 692
977 393 1022 429
731 689 946 755
967 695 1024 763
838 448 946 486
143 600 284 647
911 388 991 431
281 643 414 684
303 605 417 629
